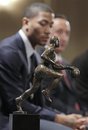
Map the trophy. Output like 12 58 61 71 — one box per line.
9 36 80 130
15 36 80 111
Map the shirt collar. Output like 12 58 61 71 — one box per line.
19 29 35 58
19 29 41 64
55 53 62 63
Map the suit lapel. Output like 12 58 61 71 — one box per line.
15 33 28 77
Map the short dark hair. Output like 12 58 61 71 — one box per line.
23 2 54 18
55 14 68 21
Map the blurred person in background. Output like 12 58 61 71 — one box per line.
72 49 88 116
36 12 88 129
47 14 80 114
40 14 83 115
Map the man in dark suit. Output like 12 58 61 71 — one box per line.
72 49 88 116
0 3 85 130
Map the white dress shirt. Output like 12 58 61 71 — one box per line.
19 29 41 73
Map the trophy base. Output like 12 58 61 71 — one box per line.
9 113 40 130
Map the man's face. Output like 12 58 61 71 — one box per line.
50 18 71 53
25 12 54 47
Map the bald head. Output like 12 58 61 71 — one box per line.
50 15 71 53
52 18 70 33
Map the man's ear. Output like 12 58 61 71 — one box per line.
22 17 29 25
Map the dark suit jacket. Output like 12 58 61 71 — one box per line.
0 33 58 130
72 50 88 114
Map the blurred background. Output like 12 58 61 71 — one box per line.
0 0 88 62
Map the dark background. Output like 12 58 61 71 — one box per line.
0 0 88 61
